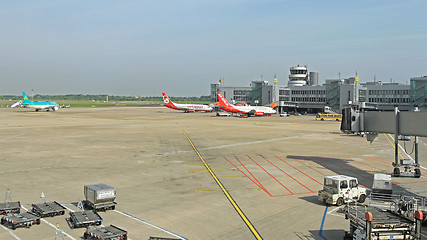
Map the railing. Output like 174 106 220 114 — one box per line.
368 192 426 220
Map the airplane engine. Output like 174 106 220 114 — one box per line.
53 106 59 111
188 109 195 112
255 112 264 116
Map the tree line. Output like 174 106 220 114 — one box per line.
1 94 211 102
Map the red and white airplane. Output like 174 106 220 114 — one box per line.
162 92 213 113
217 91 276 116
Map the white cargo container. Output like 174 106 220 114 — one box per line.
372 174 392 194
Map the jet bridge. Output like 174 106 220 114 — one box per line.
341 106 427 177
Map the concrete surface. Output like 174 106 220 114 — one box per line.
0 107 426 240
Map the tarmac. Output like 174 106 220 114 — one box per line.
0 107 427 240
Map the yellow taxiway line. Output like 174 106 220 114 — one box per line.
183 130 263 240
197 188 259 191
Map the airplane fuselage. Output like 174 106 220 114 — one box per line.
217 91 275 116
162 92 212 112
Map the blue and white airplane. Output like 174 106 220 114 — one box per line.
19 92 60 111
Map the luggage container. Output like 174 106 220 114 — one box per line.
0 201 21 215
68 210 102 228
84 184 116 211
1 212 40 230
372 174 392 195
83 225 127 240
31 201 66 217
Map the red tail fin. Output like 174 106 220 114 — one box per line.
162 92 176 108
217 92 230 108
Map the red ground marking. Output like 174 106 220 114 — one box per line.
223 157 272 196
287 156 328 177
233 155 267 192
261 155 315 193
246 155 293 195
396 179 427 185
365 157 393 168
274 155 323 186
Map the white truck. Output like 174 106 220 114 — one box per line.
318 175 367 206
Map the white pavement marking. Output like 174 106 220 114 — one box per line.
113 210 188 240
0 224 22 240
0 133 25 142
21 206 76 240
155 134 318 157
326 206 344 218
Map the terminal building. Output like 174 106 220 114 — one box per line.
211 66 427 113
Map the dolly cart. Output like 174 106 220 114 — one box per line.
32 201 66 217
1 212 40 230
83 225 128 240
0 201 21 215
68 210 102 228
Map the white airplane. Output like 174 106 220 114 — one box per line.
217 91 276 116
15 92 60 111
162 92 213 112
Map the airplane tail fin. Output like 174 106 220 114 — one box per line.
162 92 176 108
22 92 31 104
217 92 230 108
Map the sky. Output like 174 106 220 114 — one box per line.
1 0 426 96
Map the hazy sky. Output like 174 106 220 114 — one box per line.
1 0 426 96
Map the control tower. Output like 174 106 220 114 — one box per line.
288 65 308 87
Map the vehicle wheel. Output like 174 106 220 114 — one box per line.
83 232 89 239
393 167 400 177
321 118 324 121
36 219 40 225
1 218 5 225
123 235 127 240
111 205 115 210
336 197 344 206
12 224 16 230
415 169 421 178
336 119 339 121
358 194 366 203
61 211 65 215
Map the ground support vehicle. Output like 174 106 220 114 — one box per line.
318 175 367 206
392 158 421 178
1 212 40 230
83 225 127 240
343 204 423 240
0 201 20 215
68 210 102 228
31 201 66 217
84 184 117 211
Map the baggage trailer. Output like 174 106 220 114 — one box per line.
31 201 66 217
1 212 40 230
68 210 102 229
84 184 117 211
343 204 423 240
83 225 127 240
0 202 21 215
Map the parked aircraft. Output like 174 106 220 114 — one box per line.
217 91 276 116
18 92 60 111
162 92 213 112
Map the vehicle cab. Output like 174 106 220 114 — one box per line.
318 175 366 206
